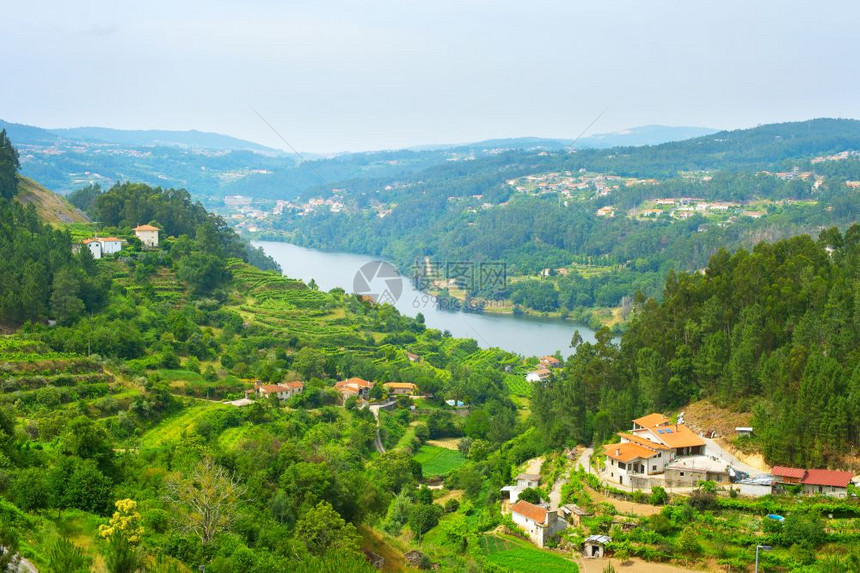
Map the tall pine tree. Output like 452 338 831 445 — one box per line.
0 129 20 199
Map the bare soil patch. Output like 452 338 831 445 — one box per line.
426 437 461 450
683 400 752 439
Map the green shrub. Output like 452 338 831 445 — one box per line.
649 486 668 505
517 487 541 504
782 511 825 547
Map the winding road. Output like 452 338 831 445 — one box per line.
367 400 396 454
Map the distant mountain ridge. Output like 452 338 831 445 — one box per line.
0 120 280 153
2 117 856 200
575 124 719 148
2 119 715 155
408 125 719 152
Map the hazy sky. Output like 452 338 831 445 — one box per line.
2 1 858 152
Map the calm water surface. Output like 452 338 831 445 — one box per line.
254 241 597 357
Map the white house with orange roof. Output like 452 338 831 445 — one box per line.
383 382 418 396
133 224 160 247
82 237 124 259
335 377 374 401
256 381 304 401
526 368 552 382
509 500 567 547
604 413 706 486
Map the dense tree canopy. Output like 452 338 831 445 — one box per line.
0 129 19 199
272 121 860 318
0 199 109 326
534 226 860 466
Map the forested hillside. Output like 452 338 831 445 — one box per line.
0 135 277 328
266 119 860 322
533 227 860 467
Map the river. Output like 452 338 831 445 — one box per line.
254 241 596 357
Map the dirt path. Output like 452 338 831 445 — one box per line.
549 472 566 510
524 456 543 475
367 400 396 454
577 557 699 573
18 556 37 573
578 447 594 473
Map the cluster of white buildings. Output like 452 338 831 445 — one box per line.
80 225 160 259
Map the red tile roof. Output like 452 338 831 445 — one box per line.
383 382 417 390
133 224 160 231
510 500 547 524
605 442 660 463
772 466 806 479
336 377 373 389
801 469 853 488
260 384 287 393
649 424 705 449
260 382 302 393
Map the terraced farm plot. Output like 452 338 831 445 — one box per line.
0 336 117 409
138 402 228 448
158 369 246 399
505 374 533 397
414 445 466 477
228 260 379 351
480 534 578 572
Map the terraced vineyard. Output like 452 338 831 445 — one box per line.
480 534 578 572
229 260 377 351
125 267 187 303
0 336 118 410
504 374 533 397
462 348 533 397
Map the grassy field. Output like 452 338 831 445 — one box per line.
217 425 253 449
426 437 460 450
480 534 578 572
17 509 106 571
414 445 467 477
137 402 227 448
393 425 417 450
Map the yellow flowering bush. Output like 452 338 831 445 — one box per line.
98 498 144 544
